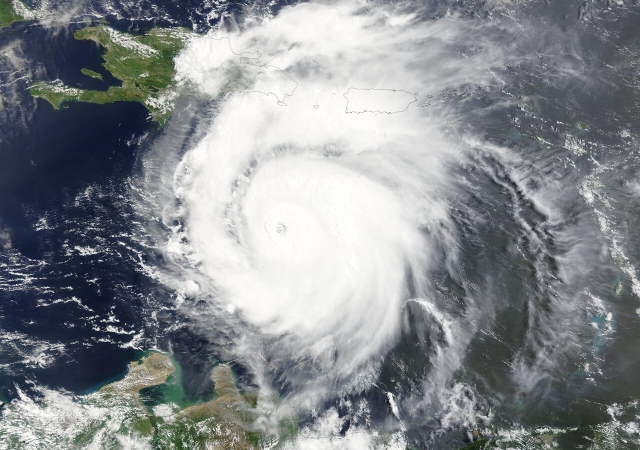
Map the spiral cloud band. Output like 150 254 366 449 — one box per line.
172 0 497 402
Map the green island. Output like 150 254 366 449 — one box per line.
80 68 103 80
29 25 193 127
0 352 299 449
0 0 28 28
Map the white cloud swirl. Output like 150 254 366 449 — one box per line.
171 0 501 407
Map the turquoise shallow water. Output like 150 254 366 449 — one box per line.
0 0 640 448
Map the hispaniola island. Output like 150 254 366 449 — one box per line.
1 0 640 448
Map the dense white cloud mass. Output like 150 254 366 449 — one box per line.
171 0 499 407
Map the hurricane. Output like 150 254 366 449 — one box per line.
135 0 590 417
4 0 640 445
149 0 508 410
0 0 631 447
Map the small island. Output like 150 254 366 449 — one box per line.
343 87 417 114
81 68 103 80
29 26 194 127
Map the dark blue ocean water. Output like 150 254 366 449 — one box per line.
0 6 243 406
1 0 640 448
0 22 155 398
